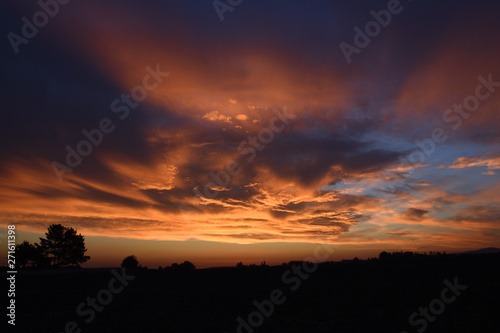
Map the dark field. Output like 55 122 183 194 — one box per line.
6 253 500 333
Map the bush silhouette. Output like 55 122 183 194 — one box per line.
168 261 195 270
179 261 195 270
121 255 139 268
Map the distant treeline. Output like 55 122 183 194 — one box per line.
377 250 447 260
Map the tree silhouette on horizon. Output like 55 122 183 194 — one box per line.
39 224 90 267
16 224 90 268
121 255 139 268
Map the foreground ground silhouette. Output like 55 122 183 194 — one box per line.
9 252 500 332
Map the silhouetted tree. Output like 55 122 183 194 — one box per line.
33 243 51 268
404 251 414 258
39 224 90 267
15 241 37 268
179 261 195 270
121 255 139 268
379 251 390 260
169 261 195 270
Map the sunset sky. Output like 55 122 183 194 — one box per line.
1 0 499 268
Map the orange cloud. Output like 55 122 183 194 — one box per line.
440 154 500 171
